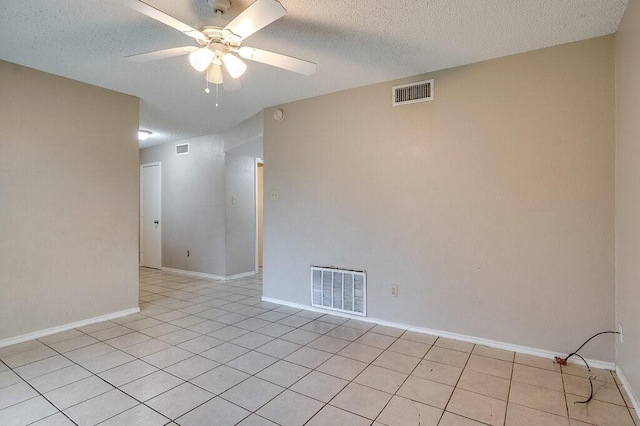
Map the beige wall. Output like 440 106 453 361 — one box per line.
0 61 140 341
615 0 640 406
263 36 616 362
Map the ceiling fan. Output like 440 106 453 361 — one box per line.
118 0 316 93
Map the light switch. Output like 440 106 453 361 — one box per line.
232 196 237 204
270 189 279 201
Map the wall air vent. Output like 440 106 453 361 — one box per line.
392 79 434 106
176 143 189 155
311 266 366 316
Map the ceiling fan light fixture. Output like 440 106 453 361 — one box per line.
206 63 224 85
238 46 255 60
189 47 215 72
121 0 316 98
222 53 246 78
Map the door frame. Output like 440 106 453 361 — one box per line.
140 161 162 268
255 158 263 273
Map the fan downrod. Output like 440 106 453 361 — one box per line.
208 0 230 14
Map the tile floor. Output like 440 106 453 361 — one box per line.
0 268 637 426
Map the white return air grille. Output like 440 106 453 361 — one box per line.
311 266 366 316
176 143 189 155
392 79 434 106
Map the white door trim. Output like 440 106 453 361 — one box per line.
140 161 161 268
255 158 263 273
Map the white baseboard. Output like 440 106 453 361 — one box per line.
0 307 140 349
616 366 640 414
261 297 616 371
161 267 257 282
162 267 225 281
226 271 258 280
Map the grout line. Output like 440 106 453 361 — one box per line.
146 270 453 424
2 281 237 423
7 268 613 426
141 272 402 422
146 275 471 423
5 348 80 425
132 275 306 422
369 337 431 425
503 349 515 426
560 365 571 421
438 340 475 425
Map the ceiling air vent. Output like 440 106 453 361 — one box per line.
392 79 434 106
176 143 189 155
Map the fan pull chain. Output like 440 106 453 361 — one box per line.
203 72 219 107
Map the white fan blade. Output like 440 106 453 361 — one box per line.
116 0 207 41
238 46 316 75
224 0 286 40
222 65 241 91
126 46 197 62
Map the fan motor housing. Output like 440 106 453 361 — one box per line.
196 26 242 48
211 42 227 57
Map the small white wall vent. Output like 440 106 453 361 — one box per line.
392 79 434 106
311 266 366 316
176 143 189 155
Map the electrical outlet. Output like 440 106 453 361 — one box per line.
270 189 279 201
391 285 398 297
618 323 623 343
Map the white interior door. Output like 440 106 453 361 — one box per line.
141 163 161 269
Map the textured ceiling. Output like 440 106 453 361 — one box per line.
0 0 629 148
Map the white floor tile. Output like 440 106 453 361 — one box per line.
31 412 77 425
190 365 250 395
146 382 214 419
257 390 324 426
29 364 93 394
176 397 250 426
0 382 39 410
0 369 24 389
98 360 158 387
45 375 114 410
307 404 372 426
99 404 169 426
163 355 219 381
221 376 284 411
120 370 184 402
63 389 138 426
1 269 630 426
0 396 58 426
